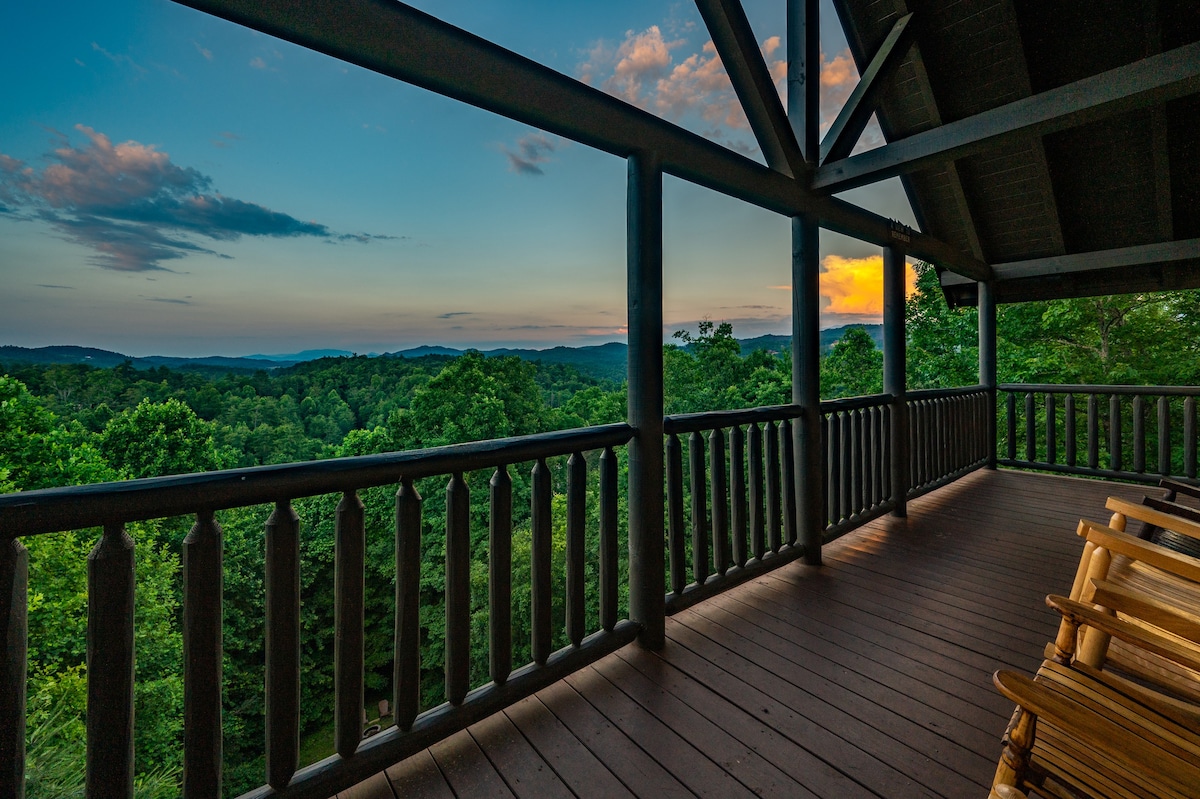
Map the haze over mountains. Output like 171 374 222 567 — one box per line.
1 325 882 382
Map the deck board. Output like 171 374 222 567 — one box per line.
343 469 1149 798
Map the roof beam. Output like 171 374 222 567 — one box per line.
941 239 1200 305
170 0 989 279
694 0 807 178
814 39 1200 194
819 13 915 165
942 238 1200 284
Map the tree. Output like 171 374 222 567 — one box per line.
905 263 978 389
98 398 223 479
820 327 883 398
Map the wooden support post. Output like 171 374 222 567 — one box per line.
627 150 665 649
978 280 997 468
789 0 823 566
0 536 27 799
884 244 908 516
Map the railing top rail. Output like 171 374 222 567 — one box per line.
821 393 895 413
907 384 988 401
999 383 1200 396
664 404 802 434
0 423 634 537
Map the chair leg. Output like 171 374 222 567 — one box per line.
992 705 1035 795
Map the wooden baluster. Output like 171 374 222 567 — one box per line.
689 431 709 585
1045 393 1057 465
766 420 782 553
908 401 919 488
446 474 471 702
876 405 886 501
666 434 686 596
599 448 619 632
566 453 586 647
490 466 512 683
394 478 422 731
839 411 852 519
182 512 224 797
1158 396 1171 476
781 419 797 546
1024 392 1036 463
531 459 552 665
1087 394 1099 469
882 405 893 501
1064 394 1076 468
852 410 864 515
937 398 945 475
1110 395 1123 472
1006 392 1017 460
265 502 300 789
0 536 27 799
87 523 136 797
826 413 841 525
1186 398 1197 480
729 426 748 568
333 494 364 760
709 429 729 576
1133 395 1146 473
861 409 873 507
749 423 765 561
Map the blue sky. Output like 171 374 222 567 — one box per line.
0 0 915 357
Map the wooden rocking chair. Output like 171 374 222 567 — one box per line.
990 593 1200 799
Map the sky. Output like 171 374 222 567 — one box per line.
0 0 917 358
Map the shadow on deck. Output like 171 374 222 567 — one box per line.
337 469 1146 799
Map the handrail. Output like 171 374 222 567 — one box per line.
664 403 801 435
999 383 1200 397
0 423 634 537
821 392 895 411
909 384 987 400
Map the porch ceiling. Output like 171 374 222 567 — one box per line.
831 0 1200 306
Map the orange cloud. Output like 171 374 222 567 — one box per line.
820 255 916 314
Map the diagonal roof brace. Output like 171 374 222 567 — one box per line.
819 13 915 165
814 39 1200 194
693 0 808 179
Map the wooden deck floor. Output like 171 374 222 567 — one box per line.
336 469 1148 799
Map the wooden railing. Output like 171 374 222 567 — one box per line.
907 386 992 497
662 405 804 613
0 424 636 799
823 394 896 537
999 384 1200 484
660 390 996 612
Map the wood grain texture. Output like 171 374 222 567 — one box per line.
334 470 1148 799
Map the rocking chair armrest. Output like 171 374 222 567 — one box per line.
1046 594 1200 672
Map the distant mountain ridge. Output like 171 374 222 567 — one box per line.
0 325 882 381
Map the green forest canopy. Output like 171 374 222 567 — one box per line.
3 265 1199 795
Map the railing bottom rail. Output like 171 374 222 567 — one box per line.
996 459 1199 486
239 622 639 799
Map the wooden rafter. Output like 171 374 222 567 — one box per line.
694 0 807 178
814 39 1200 194
819 13 915 165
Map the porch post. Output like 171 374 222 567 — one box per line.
789 0 823 565
978 280 998 468
883 245 908 516
627 150 665 649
